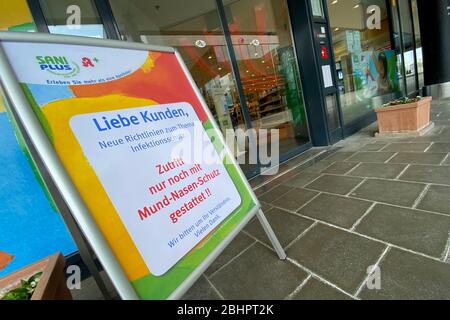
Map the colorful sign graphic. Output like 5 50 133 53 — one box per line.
0 100 76 278
1 40 256 299
352 49 400 99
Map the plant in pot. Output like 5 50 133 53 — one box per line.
374 96 433 136
0 252 72 300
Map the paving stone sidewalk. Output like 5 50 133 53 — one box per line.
183 98 450 300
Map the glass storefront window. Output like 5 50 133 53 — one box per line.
398 0 418 95
389 0 406 96
109 0 249 158
39 0 107 38
223 0 310 156
411 0 424 89
327 0 402 124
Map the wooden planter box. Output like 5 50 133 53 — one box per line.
0 253 72 300
375 96 432 135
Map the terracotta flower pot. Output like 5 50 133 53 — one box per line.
375 96 432 135
0 252 72 300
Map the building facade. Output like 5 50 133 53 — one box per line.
2 0 425 177
0 0 433 278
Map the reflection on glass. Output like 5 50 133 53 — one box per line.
411 0 424 89
39 0 106 38
390 1 406 96
398 0 417 94
223 0 310 156
109 0 249 159
325 94 340 131
328 0 402 124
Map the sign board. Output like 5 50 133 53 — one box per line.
0 33 284 299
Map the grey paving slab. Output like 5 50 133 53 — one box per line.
349 163 407 179
359 143 387 152
182 276 222 300
381 143 431 152
323 152 355 162
244 207 314 248
359 248 450 300
355 204 450 258
443 155 450 165
303 161 334 173
258 184 292 203
297 193 373 229
254 180 281 196
305 174 364 195
427 143 450 153
388 152 447 165
350 179 426 207
287 223 386 293
210 243 308 300
437 112 450 120
282 172 322 189
205 233 256 277
292 278 354 300
260 201 273 213
272 188 319 212
371 137 414 143
416 185 450 216
400 165 450 185
411 135 450 143
322 162 359 175
346 152 397 163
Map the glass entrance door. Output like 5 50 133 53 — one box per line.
223 0 311 160
109 0 311 176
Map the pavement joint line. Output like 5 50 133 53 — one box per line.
358 156 450 166
241 230 280 253
398 176 450 187
423 142 434 152
301 185 450 219
344 162 363 176
412 184 431 209
385 152 399 163
317 161 338 174
338 152 358 162
286 257 358 300
346 178 368 196
378 143 391 152
268 203 448 263
284 221 319 251
302 173 326 189
350 202 377 231
284 274 312 300
203 274 226 300
443 232 450 262
394 164 411 180
315 172 449 188
264 185 294 204
350 159 445 166
293 192 322 213
440 153 450 165
251 149 329 192
207 241 257 280
354 246 391 298
319 220 445 263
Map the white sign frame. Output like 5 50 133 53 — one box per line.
0 32 285 300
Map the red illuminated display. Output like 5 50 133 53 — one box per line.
321 46 329 60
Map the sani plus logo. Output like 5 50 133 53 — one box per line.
36 55 99 78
